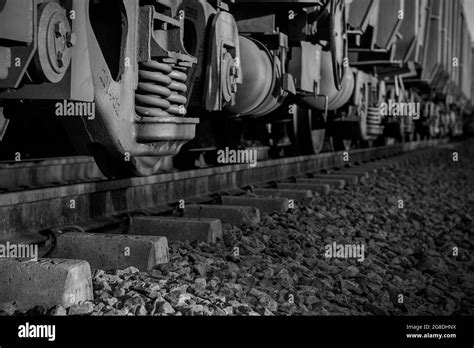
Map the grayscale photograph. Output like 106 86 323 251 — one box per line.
0 0 473 346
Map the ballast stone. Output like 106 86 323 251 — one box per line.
0 258 93 310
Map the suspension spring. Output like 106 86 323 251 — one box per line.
367 106 382 125
135 60 188 118
367 106 384 136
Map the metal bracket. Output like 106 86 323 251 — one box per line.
138 5 196 66
314 93 329 121
203 10 241 111
282 73 296 95
38 225 84 258
214 0 231 11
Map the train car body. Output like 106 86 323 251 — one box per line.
0 0 472 177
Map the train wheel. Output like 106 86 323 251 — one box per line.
332 137 352 151
382 121 403 144
330 0 347 91
292 105 326 155
360 139 375 148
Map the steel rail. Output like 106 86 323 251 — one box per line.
0 139 447 242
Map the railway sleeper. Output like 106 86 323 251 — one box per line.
296 178 346 189
328 170 370 179
184 204 261 227
310 174 359 185
251 188 313 202
220 196 289 215
277 183 331 196
128 216 223 244
48 232 169 271
0 258 93 311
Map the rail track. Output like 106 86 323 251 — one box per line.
0 138 447 244
0 137 463 313
0 0 473 338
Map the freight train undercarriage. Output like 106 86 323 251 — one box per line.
0 0 472 177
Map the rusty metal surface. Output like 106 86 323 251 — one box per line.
0 139 447 240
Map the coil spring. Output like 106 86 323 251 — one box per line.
367 106 381 125
367 106 384 136
135 60 188 118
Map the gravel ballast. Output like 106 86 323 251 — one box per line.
3 143 473 316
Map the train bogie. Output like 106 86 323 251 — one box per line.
0 0 472 177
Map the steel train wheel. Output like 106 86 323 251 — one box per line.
332 137 352 151
330 0 347 91
291 105 326 155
